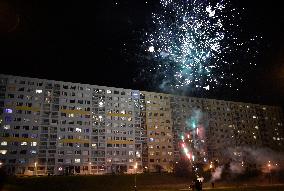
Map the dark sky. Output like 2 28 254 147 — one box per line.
1 0 284 108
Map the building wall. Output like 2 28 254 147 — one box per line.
142 91 174 172
169 96 284 166
0 74 142 175
0 74 283 175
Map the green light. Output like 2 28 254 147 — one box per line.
192 122 196 129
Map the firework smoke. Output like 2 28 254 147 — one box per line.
211 166 224 182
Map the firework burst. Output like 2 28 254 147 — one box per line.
142 0 260 92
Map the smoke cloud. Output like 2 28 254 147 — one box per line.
211 166 224 182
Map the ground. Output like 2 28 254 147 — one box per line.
1 174 284 191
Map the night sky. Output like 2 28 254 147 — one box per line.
1 0 284 108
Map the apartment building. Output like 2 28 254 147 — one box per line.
0 74 283 175
0 74 142 175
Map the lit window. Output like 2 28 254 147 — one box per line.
106 158 112 163
3 124 10 129
75 158 80 163
255 126 259 129
30 150 37 154
99 102 104 107
21 142 27 146
68 113 74 117
253 136 256 139
91 143 97 148
31 142 37 146
75 128 82 132
136 151 141 158
149 138 154 142
35 89 42 94
0 150 7 155
4 108 12 113
107 90 112 94
1 141 7 146
253 116 257 119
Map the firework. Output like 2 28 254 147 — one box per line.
143 0 260 91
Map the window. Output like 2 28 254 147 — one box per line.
75 158 80 163
31 142 37 146
3 124 10 129
32 126 39 130
91 143 97 148
36 89 42 94
8 94 14 98
5 116 12 122
18 87 24 91
23 126 29 130
107 144 112 147
1 141 7 146
0 150 7 155
14 126 20 130
28 81 34 85
75 128 82 132
20 150 27 154
58 159 64 163
4 108 12 113
21 142 27 146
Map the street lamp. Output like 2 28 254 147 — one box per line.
89 162 92 175
134 162 138 191
144 166 148 173
267 161 272 184
34 162 37 176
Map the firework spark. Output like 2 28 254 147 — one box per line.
142 0 260 91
